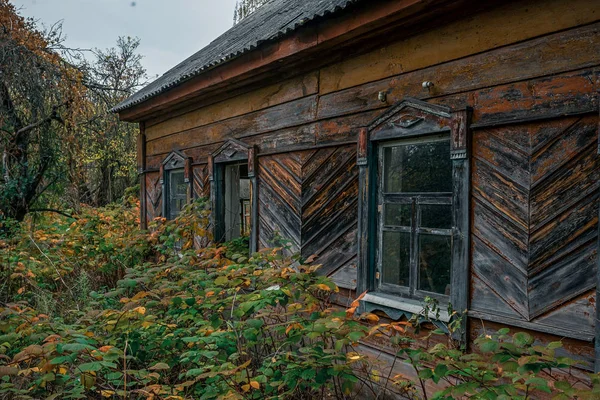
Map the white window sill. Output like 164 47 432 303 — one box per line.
359 292 451 323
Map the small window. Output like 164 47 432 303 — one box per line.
377 135 453 300
166 169 187 220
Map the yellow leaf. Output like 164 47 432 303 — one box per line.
250 381 260 390
315 284 332 292
132 291 150 301
363 313 380 323
133 306 146 315
80 371 96 389
58 367 68 375
241 384 250 392
101 390 115 398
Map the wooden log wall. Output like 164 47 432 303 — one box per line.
138 0 600 351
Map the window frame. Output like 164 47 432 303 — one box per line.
161 151 192 221
165 168 187 220
376 134 454 303
356 97 471 342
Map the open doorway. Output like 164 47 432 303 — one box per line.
219 162 251 242
210 139 258 253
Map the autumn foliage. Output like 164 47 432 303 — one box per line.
1 198 600 399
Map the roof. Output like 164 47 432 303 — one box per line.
113 0 362 113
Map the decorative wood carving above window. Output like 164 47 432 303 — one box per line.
357 97 471 343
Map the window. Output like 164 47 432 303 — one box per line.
377 135 453 301
166 169 188 220
356 98 470 329
161 151 190 221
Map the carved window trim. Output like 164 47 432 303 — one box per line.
209 139 258 254
356 97 471 342
161 151 193 220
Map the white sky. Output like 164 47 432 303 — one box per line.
14 0 238 80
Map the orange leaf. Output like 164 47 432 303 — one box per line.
250 381 260 390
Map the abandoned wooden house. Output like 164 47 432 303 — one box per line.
114 0 600 372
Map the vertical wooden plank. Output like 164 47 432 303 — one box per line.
596 92 600 373
357 128 370 294
138 122 147 229
208 156 218 241
249 146 259 254
159 163 165 220
184 157 193 203
450 108 471 349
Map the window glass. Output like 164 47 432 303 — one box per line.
378 136 453 300
420 204 452 229
381 231 410 287
383 140 452 193
168 169 187 220
384 204 412 227
418 234 451 295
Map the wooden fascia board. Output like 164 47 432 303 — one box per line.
118 0 445 122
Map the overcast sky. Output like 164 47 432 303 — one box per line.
14 0 238 80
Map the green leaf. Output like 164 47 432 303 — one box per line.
214 276 229 286
554 380 572 391
149 362 170 371
513 332 534 347
479 339 499 353
418 369 434 380
347 331 364 343
78 362 103 372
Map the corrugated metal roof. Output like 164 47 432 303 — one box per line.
113 0 362 113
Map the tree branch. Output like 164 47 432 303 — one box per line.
28 208 78 220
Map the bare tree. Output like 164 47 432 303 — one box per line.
233 0 270 24
78 37 148 206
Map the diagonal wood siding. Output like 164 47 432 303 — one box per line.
258 145 359 288
145 172 163 222
471 114 599 337
192 164 210 200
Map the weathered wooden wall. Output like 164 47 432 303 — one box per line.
137 0 600 354
470 114 599 339
257 146 359 288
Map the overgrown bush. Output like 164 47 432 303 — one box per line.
1 197 600 399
